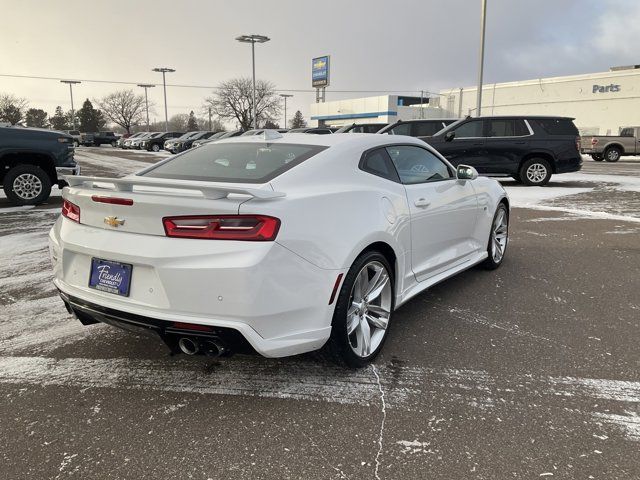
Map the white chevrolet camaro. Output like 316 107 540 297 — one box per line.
49 131 509 367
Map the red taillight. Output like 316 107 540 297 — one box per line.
163 215 280 241
91 195 134 206
591 138 599 146
62 199 80 223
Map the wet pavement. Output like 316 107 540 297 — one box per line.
0 149 638 479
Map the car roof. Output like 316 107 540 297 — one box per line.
216 131 426 149
397 118 458 123
473 115 576 120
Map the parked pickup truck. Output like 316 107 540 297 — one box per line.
580 126 640 162
1 126 80 205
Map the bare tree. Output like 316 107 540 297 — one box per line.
0 93 29 125
204 78 281 131
97 90 147 133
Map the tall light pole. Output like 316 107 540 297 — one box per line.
476 0 488 117
152 67 175 131
279 94 293 128
60 80 81 129
235 34 270 129
137 84 155 132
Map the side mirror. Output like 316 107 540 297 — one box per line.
445 131 456 142
456 164 478 181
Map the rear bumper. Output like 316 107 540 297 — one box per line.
555 156 583 174
59 290 256 354
49 219 340 358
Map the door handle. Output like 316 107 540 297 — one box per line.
414 198 431 208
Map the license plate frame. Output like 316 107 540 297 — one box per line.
88 258 133 297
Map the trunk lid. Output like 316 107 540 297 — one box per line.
62 175 284 236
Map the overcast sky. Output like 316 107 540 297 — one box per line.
2 0 639 127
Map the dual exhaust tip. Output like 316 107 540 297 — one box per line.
177 337 226 357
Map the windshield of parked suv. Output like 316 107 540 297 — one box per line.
141 142 328 183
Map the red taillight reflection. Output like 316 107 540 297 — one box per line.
91 195 134 206
591 138 599 145
173 322 214 332
163 215 280 241
62 199 80 223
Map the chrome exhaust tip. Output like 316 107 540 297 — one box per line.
201 340 226 358
178 337 199 355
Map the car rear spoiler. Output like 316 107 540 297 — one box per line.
64 175 285 200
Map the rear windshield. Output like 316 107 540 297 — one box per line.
141 142 328 183
535 118 579 135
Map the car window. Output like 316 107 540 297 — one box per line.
388 123 412 136
386 145 452 184
413 122 442 137
620 127 633 137
536 118 579 135
360 148 399 182
453 120 483 138
142 142 328 183
487 119 530 137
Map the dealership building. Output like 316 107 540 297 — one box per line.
310 66 640 135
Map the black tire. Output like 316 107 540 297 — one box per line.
111 140 117 147
519 158 552 186
481 203 509 270
591 154 604 162
325 251 394 368
2 164 52 206
604 146 621 163
151 143 160 152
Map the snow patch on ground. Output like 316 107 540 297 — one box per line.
501 172 640 222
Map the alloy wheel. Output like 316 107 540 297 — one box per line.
606 149 620 161
12 173 43 200
346 261 392 358
526 163 547 184
491 207 508 263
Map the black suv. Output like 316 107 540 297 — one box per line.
140 131 182 152
422 116 582 186
82 131 119 147
378 119 457 137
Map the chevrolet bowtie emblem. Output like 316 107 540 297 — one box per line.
104 216 125 227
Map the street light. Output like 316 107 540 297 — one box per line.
60 80 81 129
279 94 293 128
152 67 175 131
235 34 270 129
476 0 488 116
137 84 155 132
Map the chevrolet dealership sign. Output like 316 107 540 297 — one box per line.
312 56 330 88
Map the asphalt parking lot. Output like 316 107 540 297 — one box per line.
1 147 639 479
